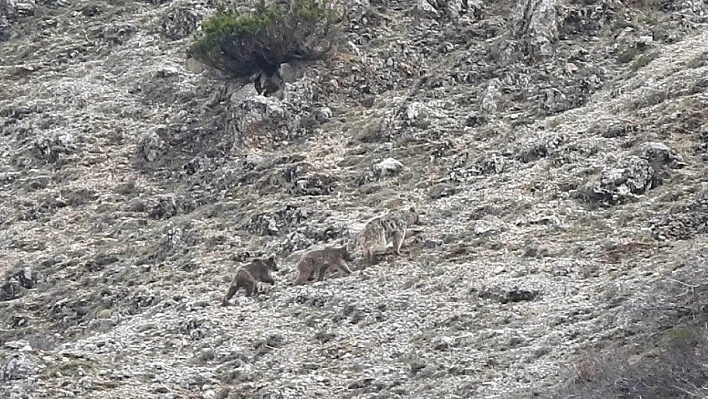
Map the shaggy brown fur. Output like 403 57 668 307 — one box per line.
292 246 354 285
222 255 278 306
357 206 421 264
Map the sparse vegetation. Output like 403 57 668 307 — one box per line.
554 256 708 399
187 0 340 78
554 325 708 399
617 47 640 64
631 51 660 71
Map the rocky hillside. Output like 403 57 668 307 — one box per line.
2 0 708 397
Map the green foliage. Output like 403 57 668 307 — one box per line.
188 0 339 78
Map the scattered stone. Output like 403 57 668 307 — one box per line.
291 173 338 196
183 157 205 175
242 205 308 236
428 184 456 200
412 0 439 19
404 102 433 128
265 334 285 348
157 224 184 257
0 0 35 41
244 153 265 170
278 62 303 84
3 340 31 351
373 157 404 177
85 253 120 272
140 127 166 163
473 153 506 174
651 189 708 240
0 268 36 301
80 5 100 17
32 132 76 164
635 141 686 169
1 354 36 381
511 0 560 60
314 331 336 344
160 6 201 40
315 107 332 124
465 111 487 127
257 389 284 399
479 78 503 113
576 155 659 206
477 286 540 304
228 95 291 148
516 134 564 163
149 194 179 220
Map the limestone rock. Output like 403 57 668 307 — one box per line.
32 133 76 164
635 141 686 169
373 157 404 177
479 78 503 113
1 354 37 381
578 156 659 205
0 0 35 41
149 194 179 220
160 6 202 41
227 95 291 149
512 0 560 59
141 127 166 163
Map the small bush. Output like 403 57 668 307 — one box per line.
188 0 339 78
554 325 708 399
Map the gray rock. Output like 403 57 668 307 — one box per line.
32 132 76 164
479 78 503 113
373 157 404 177
149 194 179 220
474 153 506 174
292 173 337 196
511 0 560 59
244 153 265 169
277 62 304 84
242 206 308 237
1 0 35 32
465 111 487 127
160 6 201 40
636 141 686 169
1 354 36 381
0 268 35 301
651 189 708 241
578 156 658 205
227 96 291 148
413 0 439 19
158 224 183 257
3 340 31 351
315 107 332 124
404 102 433 128
141 127 166 163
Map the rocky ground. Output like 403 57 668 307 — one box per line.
2 0 708 397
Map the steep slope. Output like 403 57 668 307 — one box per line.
1 0 708 398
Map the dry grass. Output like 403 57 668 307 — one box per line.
554 325 708 399
554 255 708 399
